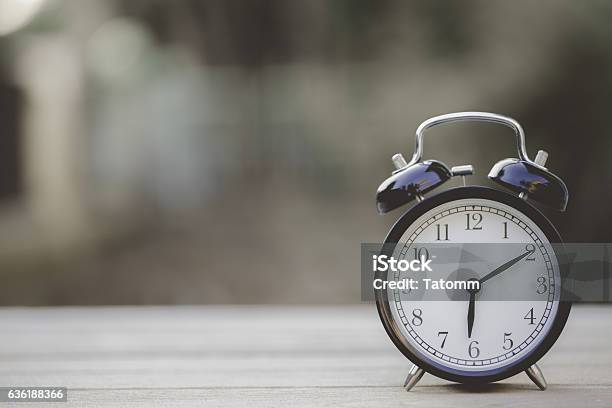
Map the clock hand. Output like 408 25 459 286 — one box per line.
464 250 533 339
466 278 480 338
479 249 534 284
467 291 475 338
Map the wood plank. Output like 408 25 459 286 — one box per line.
0 305 609 407
65 386 612 408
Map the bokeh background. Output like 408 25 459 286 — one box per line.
0 0 610 305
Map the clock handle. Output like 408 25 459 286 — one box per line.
409 111 532 166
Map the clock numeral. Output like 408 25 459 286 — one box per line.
412 309 423 326
437 331 448 348
502 221 509 239
525 244 536 261
436 224 449 241
524 308 536 325
413 247 430 261
503 332 513 350
468 340 480 358
465 213 483 230
536 276 547 294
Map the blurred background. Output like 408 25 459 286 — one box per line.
0 0 610 305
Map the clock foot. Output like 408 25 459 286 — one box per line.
404 364 425 391
525 364 547 390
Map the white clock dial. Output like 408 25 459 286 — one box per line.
388 198 559 372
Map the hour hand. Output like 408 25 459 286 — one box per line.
467 291 475 338
466 277 479 338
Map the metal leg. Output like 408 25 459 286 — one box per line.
404 364 425 391
525 364 547 390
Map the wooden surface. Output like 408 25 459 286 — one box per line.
0 304 610 407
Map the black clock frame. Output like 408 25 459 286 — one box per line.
376 185 572 384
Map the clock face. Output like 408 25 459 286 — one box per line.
381 193 564 378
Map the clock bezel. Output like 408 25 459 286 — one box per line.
376 186 571 384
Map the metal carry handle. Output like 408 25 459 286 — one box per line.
408 112 532 166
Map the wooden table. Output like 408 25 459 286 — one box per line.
0 305 610 407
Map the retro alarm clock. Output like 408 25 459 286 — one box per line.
375 112 570 391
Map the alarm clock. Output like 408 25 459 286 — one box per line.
375 112 570 391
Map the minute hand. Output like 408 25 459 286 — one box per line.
479 250 533 284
